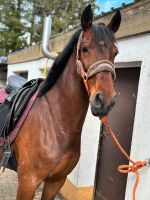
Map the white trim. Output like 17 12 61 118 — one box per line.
115 61 141 68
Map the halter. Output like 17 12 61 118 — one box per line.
76 31 116 92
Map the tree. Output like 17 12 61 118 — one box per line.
0 0 99 56
32 0 98 37
0 0 28 55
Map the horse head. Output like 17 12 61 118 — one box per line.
77 5 121 117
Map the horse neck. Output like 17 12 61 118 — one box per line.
44 50 89 141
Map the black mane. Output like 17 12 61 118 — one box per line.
38 24 116 97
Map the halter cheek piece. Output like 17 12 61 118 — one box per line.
76 31 116 92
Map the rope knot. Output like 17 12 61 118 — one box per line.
118 161 147 174
131 163 139 173
81 72 87 81
133 161 147 171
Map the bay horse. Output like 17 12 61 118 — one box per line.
12 5 121 200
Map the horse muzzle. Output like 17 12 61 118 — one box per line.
90 92 116 117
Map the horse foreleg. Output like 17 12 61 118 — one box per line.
17 173 42 200
41 177 66 200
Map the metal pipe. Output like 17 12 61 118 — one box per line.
41 15 55 60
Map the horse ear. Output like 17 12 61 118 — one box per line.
107 10 121 33
81 4 93 31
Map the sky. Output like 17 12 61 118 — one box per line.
96 0 134 13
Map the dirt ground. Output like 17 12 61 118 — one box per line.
0 169 65 200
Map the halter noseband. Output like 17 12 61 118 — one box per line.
76 32 116 86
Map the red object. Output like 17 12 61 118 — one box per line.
0 89 8 103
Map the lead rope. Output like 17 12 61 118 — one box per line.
101 116 148 200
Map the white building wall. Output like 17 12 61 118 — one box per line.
67 110 100 187
117 33 150 200
7 58 53 80
8 33 150 199
68 109 100 187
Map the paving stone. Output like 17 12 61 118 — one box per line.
0 169 65 200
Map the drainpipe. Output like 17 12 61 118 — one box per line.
41 15 55 60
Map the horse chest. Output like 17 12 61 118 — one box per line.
48 151 80 179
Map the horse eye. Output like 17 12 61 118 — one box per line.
81 46 88 53
114 51 119 57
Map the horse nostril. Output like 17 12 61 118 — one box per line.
110 96 116 108
94 93 104 108
110 99 115 107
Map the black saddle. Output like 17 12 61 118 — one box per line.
0 75 43 138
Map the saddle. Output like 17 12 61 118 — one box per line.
0 75 43 171
0 75 42 138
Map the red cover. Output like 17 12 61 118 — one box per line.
0 89 8 104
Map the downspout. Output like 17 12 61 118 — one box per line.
41 15 55 60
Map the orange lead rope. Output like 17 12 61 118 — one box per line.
101 116 148 200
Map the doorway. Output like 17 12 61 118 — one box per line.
94 67 140 200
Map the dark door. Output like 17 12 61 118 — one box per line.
94 67 140 200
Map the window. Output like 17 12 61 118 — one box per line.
15 71 28 80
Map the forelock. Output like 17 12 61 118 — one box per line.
92 23 116 46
